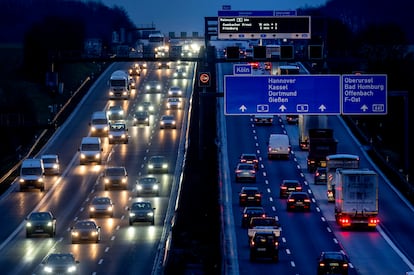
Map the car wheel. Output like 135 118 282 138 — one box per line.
249 252 256 261
40 186 45 192
26 231 31 238
129 220 133 226
272 254 279 262
90 214 94 218
151 219 155 225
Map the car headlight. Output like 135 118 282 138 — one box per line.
91 127 97 131
146 86 150 90
156 85 161 90
147 212 154 217
107 206 113 211
122 177 127 183
26 222 32 227
90 207 95 211
67 265 77 273
148 164 154 169
129 212 136 217
109 135 113 139
153 185 159 190
104 178 109 184
94 153 101 159
53 164 58 169
162 164 168 168
137 185 143 190
19 178 25 183
44 266 53 273
71 231 79 237
47 221 53 227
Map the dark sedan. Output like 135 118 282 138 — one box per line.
317 251 349 275
286 192 311 211
241 206 266 228
279 179 302 198
25 211 56 238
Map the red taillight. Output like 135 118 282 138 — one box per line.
255 194 262 197
281 186 287 190
368 218 380 226
235 170 241 173
315 172 320 177
304 199 311 203
261 214 266 218
288 198 295 202
250 170 256 174
240 159 246 163
240 194 247 197
296 186 302 191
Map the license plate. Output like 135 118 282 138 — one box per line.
296 202 303 205
247 197 254 200
329 263 339 266
257 248 267 252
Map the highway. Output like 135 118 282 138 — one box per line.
217 62 414 275
0 61 195 274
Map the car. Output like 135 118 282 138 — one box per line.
248 61 260 69
314 167 328 184
286 115 299 124
286 191 311 211
317 251 349 275
279 179 302 198
136 176 160 196
173 67 187 78
128 201 155 225
167 86 183 97
108 122 128 144
89 196 114 218
145 81 162 93
40 253 79 275
106 105 124 122
147 156 168 173
70 219 101 243
157 61 170 69
239 186 262 206
137 101 155 114
235 163 256 182
166 97 182 109
241 206 266 228
240 153 259 170
40 154 60 175
133 111 150 126
25 211 56 238
264 62 272 70
160 115 176 129
253 115 273 125
128 63 141 76
249 231 279 262
102 166 128 190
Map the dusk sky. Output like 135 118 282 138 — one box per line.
97 0 328 34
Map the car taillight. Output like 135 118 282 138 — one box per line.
315 172 320 177
240 194 247 197
240 159 246 163
288 198 295 202
281 186 287 189
296 186 302 191
261 214 266 218
368 217 380 226
250 170 256 174
304 198 311 202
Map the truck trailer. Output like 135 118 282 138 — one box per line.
298 115 328 150
334 169 379 229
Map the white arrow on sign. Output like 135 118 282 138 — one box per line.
239 105 247 112
279 105 287 112
319 104 327 112
361 104 369 112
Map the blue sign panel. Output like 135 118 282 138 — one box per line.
233 64 252 75
274 10 297 16
342 75 387 114
218 10 274 16
224 75 341 115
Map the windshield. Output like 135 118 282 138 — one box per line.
47 254 75 264
21 167 42 175
81 144 100 151
92 119 108 124
105 168 125 176
110 79 127 87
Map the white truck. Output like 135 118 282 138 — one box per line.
247 217 281 243
19 158 45 192
108 70 131 100
334 169 379 229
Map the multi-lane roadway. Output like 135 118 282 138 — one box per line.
0 61 195 274
217 62 414 275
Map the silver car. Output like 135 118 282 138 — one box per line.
136 176 160 196
41 253 79 275
147 156 168 173
70 220 101 243
166 98 182 109
160 115 176 129
235 163 257 182
89 196 114 218
167 86 183 97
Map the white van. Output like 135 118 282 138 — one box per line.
89 111 109 137
267 134 291 159
19 158 45 191
79 137 103 165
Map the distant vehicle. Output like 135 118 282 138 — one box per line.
137 101 155 113
70 220 101 243
102 166 128 190
240 153 259 170
89 111 109 137
279 179 302 198
136 176 160 196
267 133 291 159
277 64 300 75
160 115 176 129
249 231 279 262
334 169 379 229
239 186 262 206
307 128 338 173
314 167 327 184
89 196 114 218
235 163 256 182
145 81 162 93
107 105 125 122
286 192 311 211
247 217 280 243
166 97 182 109
168 86 183 97
157 60 170 69
78 136 102 165
25 211 56 238
326 154 360 202
108 70 131 100
264 62 272 70
317 251 349 275
128 63 141 76
108 122 128 144
128 201 155 225
173 67 187 78
19 158 45 192
40 253 79 275
254 115 273 125
147 156 168 173
286 115 299 124
241 206 266 228
248 61 259 69
133 111 150 126
40 154 60 175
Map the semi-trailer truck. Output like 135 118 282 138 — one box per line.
306 128 338 172
108 70 131 100
334 169 379 229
